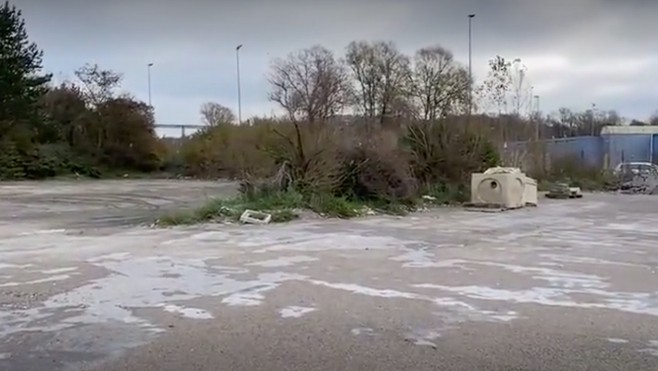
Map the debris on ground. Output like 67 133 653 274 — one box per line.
612 162 658 194
619 174 658 195
239 210 272 224
463 203 508 213
545 183 583 199
362 206 377 216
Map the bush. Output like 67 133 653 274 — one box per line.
0 94 166 180
168 117 503 224
157 117 510 225
403 121 500 188
337 145 416 203
536 156 615 191
307 193 362 218
179 121 276 179
0 140 26 180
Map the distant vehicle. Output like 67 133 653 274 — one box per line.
613 162 658 178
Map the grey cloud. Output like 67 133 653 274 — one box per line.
14 0 658 124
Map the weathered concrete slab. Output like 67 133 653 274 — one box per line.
0 183 657 370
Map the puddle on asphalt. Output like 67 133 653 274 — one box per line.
638 343 658 357
0 227 415 366
160 304 213 319
3 217 658 367
0 253 307 341
247 255 319 268
221 283 287 306
279 306 316 318
308 280 520 326
406 329 442 348
414 283 658 317
0 249 529 363
40 267 79 275
389 249 472 270
351 327 377 336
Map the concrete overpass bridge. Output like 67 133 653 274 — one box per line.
154 124 207 138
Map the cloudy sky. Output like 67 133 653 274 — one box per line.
15 0 658 135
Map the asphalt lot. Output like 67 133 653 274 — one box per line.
1 180 657 370
0 179 237 231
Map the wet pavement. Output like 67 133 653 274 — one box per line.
0 181 657 370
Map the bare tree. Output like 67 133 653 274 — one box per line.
200 102 235 125
268 45 351 123
650 111 658 126
603 110 622 126
74 64 122 107
411 46 469 120
547 107 622 137
478 56 512 115
71 64 124 149
345 41 412 124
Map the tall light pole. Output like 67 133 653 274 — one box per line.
534 95 540 140
236 44 243 124
590 102 597 136
468 14 475 118
147 63 154 107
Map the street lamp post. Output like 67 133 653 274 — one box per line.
147 63 154 107
468 14 475 117
534 95 540 140
236 44 243 124
590 103 597 136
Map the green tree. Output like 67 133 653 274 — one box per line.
38 83 88 145
0 1 51 137
96 97 161 171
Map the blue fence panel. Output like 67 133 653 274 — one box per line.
545 136 602 168
508 133 658 170
602 134 651 167
505 136 602 168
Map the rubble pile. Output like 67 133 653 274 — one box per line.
619 173 658 195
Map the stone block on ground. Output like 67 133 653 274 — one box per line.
239 210 272 225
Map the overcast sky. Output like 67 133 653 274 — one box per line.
15 0 658 135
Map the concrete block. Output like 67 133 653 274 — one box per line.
471 172 525 209
522 176 538 206
239 210 272 225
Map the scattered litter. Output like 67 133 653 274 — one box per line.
239 210 272 225
363 206 376 216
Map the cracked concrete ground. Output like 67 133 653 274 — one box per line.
1 180 658 370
